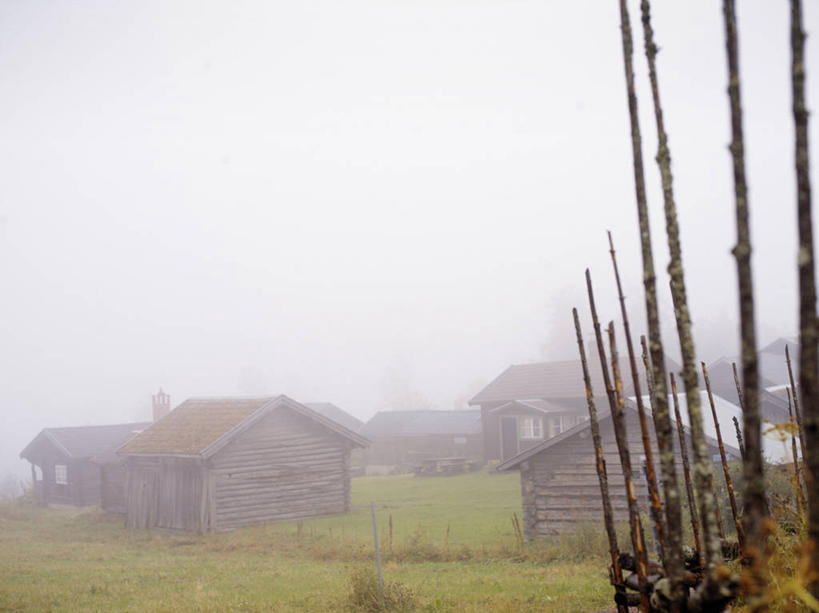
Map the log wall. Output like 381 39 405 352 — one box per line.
518 411 701 540
209 408 352 531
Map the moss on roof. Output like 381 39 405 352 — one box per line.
118 397 273 455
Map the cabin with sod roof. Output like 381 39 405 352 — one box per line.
497 399 739 540
117 395 368 532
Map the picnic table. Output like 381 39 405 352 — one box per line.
413 457 473 476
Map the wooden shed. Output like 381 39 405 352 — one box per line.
469 353 682 463
358 409 482 473
117 395 369 532
497 399 739 540
19 422 150 507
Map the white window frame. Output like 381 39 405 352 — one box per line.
55 464 68 485
519 416 543 440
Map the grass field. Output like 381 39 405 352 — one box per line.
0 470 613 612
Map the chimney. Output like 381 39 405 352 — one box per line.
152 388 170 421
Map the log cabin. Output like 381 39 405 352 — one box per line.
470 352 682 463
497 398 739 540
358 409 482 474
20 421 150 507
117 395 368 532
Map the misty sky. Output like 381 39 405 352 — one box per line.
1 1 817 479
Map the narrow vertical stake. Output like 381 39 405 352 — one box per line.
370 501 383 596
702 362 745 548
786 345 808 463
787 387 806 518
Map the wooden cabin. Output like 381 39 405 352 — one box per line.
497 399 739 540
470 353 682 463
19 422 150 507
358 409 482 473
487 400 587 464
117 395 369 532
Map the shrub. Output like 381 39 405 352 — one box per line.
347 567 418 612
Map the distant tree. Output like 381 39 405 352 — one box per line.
379 362 435 411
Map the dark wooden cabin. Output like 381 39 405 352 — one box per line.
358 409 482 473
470 353 681 463
20 422 150 507
497 399 739 540
118 395 369 532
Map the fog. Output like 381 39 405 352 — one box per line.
1 1 817 483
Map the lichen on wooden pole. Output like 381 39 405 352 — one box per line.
722 0 769 561
616 2 683 603
573 307 629 613
608 321 650 612
732 417 746 462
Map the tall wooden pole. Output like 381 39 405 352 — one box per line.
573 308 628 613
731 364 749 461
787 387 806 519
670 372 703 568
608 322 650 612
608 231 665 565
790 0 819 581
787 346 809 479
586 268 649 612
616 2 683 602
702 362 745 549
722 0 768 562
732 417 746 462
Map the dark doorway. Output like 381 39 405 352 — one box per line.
500 417 519 461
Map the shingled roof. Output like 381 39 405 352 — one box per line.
703 358 790 423
118 395 368 456
20 422 151 461
304 402 363 432
470 354 682 405
359 410 481 438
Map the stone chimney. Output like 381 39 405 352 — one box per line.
152 388 170 421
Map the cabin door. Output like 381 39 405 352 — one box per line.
500 417 519 461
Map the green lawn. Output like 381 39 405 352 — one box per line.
0 470 612 612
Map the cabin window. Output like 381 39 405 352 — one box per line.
519 417 543 439
55 464 68 485
33 465 42 481
453 437 467 444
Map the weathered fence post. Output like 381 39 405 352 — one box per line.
370 501 383 596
